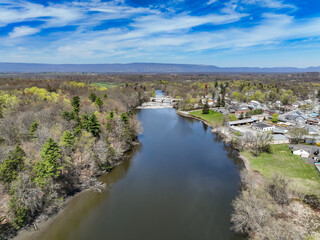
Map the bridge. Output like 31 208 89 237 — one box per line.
149 97 181 103
136 97 181 109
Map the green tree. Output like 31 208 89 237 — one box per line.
0 146 25 184
229 114 237 121
71 96 80 114
29 121 38 139
239 112 244 120
202 101 209 114
60 130 75 151
34 138 62 185
95 97 103 111
272 114 279 123
89 92 97 102
216 95 221 107
221 95 225 107
103 93 108 98
83 113 101 137
120 112 130 124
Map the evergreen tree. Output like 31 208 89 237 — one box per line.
215 81 218 88
89 92 97 102
34 138 62 185
120 112 129 124
103 93 108 98
216 95 221 107
83 113 101 137
71 96 80 114
0 146 25 183
61 110 74 121
239 112 244 120
29 121 38 139
95 97 103 111
202 101 210 114
60 130 75 151
317 90 320 99
221 95 225 107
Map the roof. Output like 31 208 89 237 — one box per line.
252 122 273 129
272 135 289 141
293 149 309 154
227 118 257 125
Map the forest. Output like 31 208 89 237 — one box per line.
0 78 153 239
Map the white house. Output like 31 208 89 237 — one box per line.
293 149 310 158
251 123 275 132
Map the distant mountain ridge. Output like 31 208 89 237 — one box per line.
0 62 319 73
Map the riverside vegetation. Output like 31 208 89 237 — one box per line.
0 79 152 239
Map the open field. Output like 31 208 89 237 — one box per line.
242 144 320 195
92 82 122 88
189 110 224 125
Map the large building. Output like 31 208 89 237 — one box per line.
251 123 275 132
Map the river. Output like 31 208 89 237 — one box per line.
37 91 244 240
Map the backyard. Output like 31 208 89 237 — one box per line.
242 144 320 195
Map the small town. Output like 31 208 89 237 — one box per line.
178 82 320 174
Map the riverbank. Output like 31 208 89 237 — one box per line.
176 110 232 144
177 109 320 239
10 140 140 240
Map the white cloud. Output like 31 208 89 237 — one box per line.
207 0 218 5
241 0 296 9
9 26 40 38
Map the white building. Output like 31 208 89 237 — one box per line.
252 123 275 132
293 149 310 158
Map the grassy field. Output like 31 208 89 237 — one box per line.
242 144 320 195
189 110 224 125
92 82 122 88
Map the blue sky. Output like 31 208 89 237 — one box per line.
0 0 320 67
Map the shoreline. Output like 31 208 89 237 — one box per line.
11 142 139 240
176 110 249 170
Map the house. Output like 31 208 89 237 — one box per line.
293 149 310 158
233 105 250 116
305 125 319 135
263 109 278 116
272 127 288 134
272 135 290 144
305 136 320 144
292 102 300 108
251 114 269 122
307 118 319 125
251 123 275 132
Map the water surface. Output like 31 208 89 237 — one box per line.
39 107 243 240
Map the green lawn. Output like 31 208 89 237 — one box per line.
92 82 122 88
242 144 320 195
189 110 224 125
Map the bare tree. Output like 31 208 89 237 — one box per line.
288 127 308 144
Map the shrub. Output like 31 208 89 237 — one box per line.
266 174 289 206
303 194 320 210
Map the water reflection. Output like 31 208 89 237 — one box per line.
39 108 244 240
